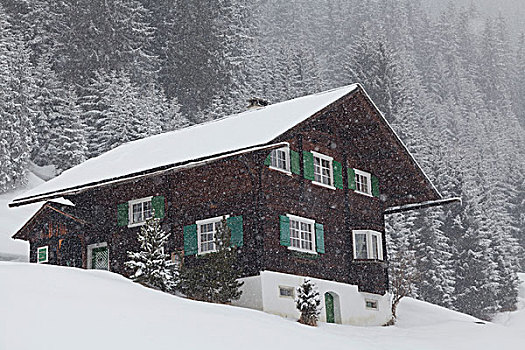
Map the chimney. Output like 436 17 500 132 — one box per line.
247 97 270 110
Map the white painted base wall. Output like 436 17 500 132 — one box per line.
232 270 392 326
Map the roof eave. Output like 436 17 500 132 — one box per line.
11 202 87 240
384 197 462 215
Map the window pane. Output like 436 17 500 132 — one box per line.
132 203 142 223
314 157 322 182
290 220 300 248
270 149 288 170
200 222 216 252
143 201 153 219
354 233 368 259
371 235 379 259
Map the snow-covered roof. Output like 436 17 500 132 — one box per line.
12 85 359 205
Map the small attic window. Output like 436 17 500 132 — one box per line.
312 151 334 189
269 147 291 173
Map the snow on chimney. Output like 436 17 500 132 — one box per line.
247 97 270 110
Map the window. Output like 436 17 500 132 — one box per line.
365 299 378 310
197 216 228 254
287 214 316 253
171 252 181 270
312 151 334 187
352 230 383 260
37 246 48 264
269 147 290 173
128 197 153 227
354 169 372 195
279 286 295 298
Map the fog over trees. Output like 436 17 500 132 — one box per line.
0 0 523 320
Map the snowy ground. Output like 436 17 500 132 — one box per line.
1 263 524 350
0 172 47 261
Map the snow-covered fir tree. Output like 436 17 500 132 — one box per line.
49 0 155 86
31 57 86 173
0 4 33 192
80 69 164 157
125 215 176 293
295 279 321 326
413 208 455 308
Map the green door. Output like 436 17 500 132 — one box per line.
92 246 109 270
325 292 335 323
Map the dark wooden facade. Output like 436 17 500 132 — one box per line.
13 87 440 296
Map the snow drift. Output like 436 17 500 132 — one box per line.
1 262 524 350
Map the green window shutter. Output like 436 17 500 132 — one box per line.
333 160 343 189
348 168 356 190
279 215 291 246
227 216 243 247
152 196 165 219
303 151 314 180
264 152 271 166
183 224 198 256
117 202 129 226
372 175 380 198
315 223 325 253
290 150 300 175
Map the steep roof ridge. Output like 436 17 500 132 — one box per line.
182 84 359 131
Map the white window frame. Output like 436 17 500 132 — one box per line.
352 230 383 260
269 147 291 174
128 196 153 227
87 242 109 270
37 246 48 264
196 215 229 255
311 151 335 190
278 286 295 298
287 214 317 254
354 169 372 196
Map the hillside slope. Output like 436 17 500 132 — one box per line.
1 263 524 350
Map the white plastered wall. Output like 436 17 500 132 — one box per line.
233 275 263 310
233 270 392 326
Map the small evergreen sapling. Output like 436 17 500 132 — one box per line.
177 217 243 304
296 279 321 326
125 215 176 293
